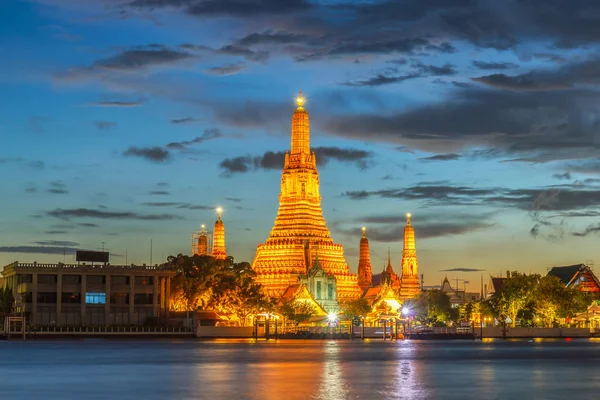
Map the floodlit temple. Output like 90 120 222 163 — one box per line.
252 92 361 301
211 207 227 260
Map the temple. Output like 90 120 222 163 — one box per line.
212 207 227 260
399 213 422 299
252 92 361 300
357 227 372 292
197 224 208 256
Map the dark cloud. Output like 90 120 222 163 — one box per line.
0 246 79 255
217 45 269 62
123 146 170 162
33 240 79 247
142 202 213 210
92 45 193 70
552 172 572 180
439 268 486 272
572 223 600 237
219 146 373 175
235 31 312 47
47 181 69 195
170 117 198 124
0 158 45 170
89 100 143 107
130 0 312 17
225 197 242 202
472 58 600 91
472 61 519 70
45 231 69 235
205 62 247 76
166 128 221 149
47 208 182 221
149 191 169 195
94 121 117 130
566 159 600 175
342 61 457 87
419 153 461 161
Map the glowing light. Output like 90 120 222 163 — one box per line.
406 212 412 218
402 307 410 316
327 312 338 323
361 226 366 232
216 206 223 218
296 91 305 107
201 224 205 229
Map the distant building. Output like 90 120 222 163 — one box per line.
1 261 175 326
440 277 481 306
547 264 600 293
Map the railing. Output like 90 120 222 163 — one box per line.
7 262 176 272
22 325 193 334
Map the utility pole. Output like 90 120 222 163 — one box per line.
150 239 153 266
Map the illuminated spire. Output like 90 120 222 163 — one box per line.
290 90 310 155
400 212 421 299
212 207 227 260
406 212 412 225
357 226 372 291
197 224 208 256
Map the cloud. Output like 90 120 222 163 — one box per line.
0 246 79 255
225 197 242 202
342 62 457 87
89 100 143 107
572 223 600 237
217 45 269 62
219 146 373 175
94 121 117 130
552 172 572 180
235 31 312 47
47 208 182 221
170 117 198 124
439 268 486 272
92 45 192 71
47 181 69 195
149 190 169 195
472 61 519 70
33 240 79 247
142 202 213 210
130 0 313 17
206 62 247 76
166 128 221 150
419 153 461 161
123 146 170 162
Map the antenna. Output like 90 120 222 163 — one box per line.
150 239 153 265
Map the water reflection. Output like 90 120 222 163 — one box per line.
314 342 349 400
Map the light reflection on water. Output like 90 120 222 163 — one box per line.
2 339 600 400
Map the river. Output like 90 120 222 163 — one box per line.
2 338 599 399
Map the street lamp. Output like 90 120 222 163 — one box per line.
402 307 410 317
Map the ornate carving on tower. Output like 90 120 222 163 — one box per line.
400 213 421 299
197 224 208 256
252 92 361 300
212 207 227 260
358 227 373 292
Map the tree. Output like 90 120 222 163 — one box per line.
532 275 566 327
278 300 316 328
0 286 14 314
415 289 453 325
494 272 538 327
340 298 371 320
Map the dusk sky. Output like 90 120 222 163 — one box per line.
2 0 600 290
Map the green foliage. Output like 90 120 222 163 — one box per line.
278 300 316 326
0 286 14 314
410 289 454 326
168 254 270 326
493 271 538 327
339 298 371 319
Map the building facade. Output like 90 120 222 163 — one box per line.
1 262 175 326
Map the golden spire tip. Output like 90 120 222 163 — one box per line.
296 90 305 107
216 207 223 219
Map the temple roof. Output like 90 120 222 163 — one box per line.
547 264 586 285
490 277 506 294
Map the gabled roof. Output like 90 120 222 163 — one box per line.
280 283 328 316
547 264 585 285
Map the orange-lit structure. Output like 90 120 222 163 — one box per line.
211 207 227 260
252 92 361 300
399 213 422 299
357 227 372 292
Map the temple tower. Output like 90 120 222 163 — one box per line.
197 224 208 256
357 227 372 292
212 207 227 260
400 213 421 299
252 92 361 300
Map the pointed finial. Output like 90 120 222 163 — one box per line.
387 248 391 266
361 226 367 238
216 206 223 220
296 91 305 107
201 224 206 233
406 212 412 225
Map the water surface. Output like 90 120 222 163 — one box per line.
2 338 599 399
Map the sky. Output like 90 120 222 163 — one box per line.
2 0 600 291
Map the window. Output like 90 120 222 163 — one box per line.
18 274 33 284
37 292 57 304
62 292 81 304
134 293 153 305
63 275 81 285
112 275 129 285
328 284 334 300
316 281 322 299
134 276 153 285
38 274 57 284
87 275 105 285
111 293 129 305
86 292 106 304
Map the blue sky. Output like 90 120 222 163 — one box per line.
2 0 600 290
